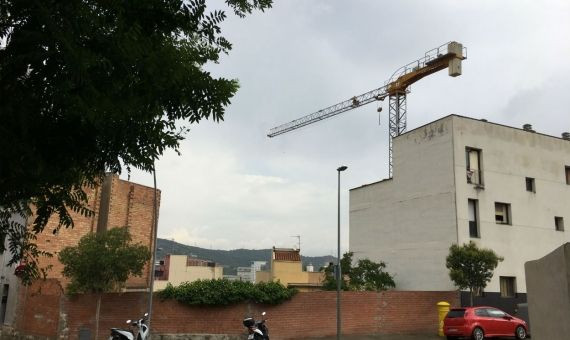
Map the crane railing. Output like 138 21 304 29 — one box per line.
385 42 467 88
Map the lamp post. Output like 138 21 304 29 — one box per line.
336 165 347 340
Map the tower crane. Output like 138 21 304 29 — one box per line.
267 41 466 177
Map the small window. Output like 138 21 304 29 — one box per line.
474 308 488 317
555 217 564 231
500 276 517 297
566 166 570 185
495 202 511 225
446 309 466 318
468 199 479 238
487 308 507 318
525 177 535 192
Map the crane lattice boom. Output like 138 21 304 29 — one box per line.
268 41 466 177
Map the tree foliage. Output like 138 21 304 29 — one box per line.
58 227 150 294
158 279 297 306
0 0 272 284
446 241 503 306
322 252 395 292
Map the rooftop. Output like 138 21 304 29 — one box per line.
273 247 301 262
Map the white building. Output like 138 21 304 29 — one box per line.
236 266 254 282
350 115 570 311
251 261 267 282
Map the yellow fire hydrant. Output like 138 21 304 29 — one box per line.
437 301 451 336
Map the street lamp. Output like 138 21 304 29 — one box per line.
336 165 347 340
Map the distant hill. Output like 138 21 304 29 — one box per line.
156 238 335 275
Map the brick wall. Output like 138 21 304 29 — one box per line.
32 174 160 289
15 280 459 340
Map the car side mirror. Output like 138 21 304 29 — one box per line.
503 315 513 320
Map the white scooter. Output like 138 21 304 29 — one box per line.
109 313 149 340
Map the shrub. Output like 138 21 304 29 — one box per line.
157 279 297 306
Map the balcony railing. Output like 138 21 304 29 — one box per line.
466 169 482 186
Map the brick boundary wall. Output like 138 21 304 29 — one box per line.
14 280 459 340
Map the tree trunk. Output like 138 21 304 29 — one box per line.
469 288 474 306
95 293 102 340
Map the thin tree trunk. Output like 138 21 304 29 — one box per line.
95 293 102 340
469 288 474 306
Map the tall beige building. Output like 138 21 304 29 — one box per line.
350 115 570 313
154 255 223 290
256 247 324 292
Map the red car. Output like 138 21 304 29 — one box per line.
444 306 528 340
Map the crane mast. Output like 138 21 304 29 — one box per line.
268 41 466 177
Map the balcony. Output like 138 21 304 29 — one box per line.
466 169 484 188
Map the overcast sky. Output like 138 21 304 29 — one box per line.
127 0 570 256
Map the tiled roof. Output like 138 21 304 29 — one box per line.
273 248 301 262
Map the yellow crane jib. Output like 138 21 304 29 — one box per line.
386 41 466 94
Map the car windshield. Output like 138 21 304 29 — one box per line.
446 309 466 318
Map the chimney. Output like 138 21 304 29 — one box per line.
480 119 488 122
523 124 535 132
562 132 570 140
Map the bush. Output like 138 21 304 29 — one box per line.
157 279 297 306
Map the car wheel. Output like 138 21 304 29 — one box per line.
472 327 485 340
515 325 527 339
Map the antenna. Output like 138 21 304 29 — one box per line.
291 235 301 251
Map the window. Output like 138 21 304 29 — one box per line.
487 308 507 317
446 309 466 318
555 216 565 231
566 166 570 185
468 199 479 238
495 202 511 225
474 308 488 317
466 147 482 185
500 276 516 297
525 177 535 192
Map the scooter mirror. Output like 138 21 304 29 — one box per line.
126 320 131 324
144 313 149 317
261 312 266 316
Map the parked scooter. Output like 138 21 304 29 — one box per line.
243 312 269 340
109 313 150 340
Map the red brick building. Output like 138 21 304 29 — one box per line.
33 173 161 289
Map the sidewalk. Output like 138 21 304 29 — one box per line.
306 335 442 340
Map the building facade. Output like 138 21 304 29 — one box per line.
154 255 222 290
236 266 254 282
33 173 160 290
350 115 570 311
256 247 324 291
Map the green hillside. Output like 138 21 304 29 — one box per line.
156 238 335 275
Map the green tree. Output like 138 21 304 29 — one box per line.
0 0 272 284
350 258 396 291
446 241 503 306
58 227 150 340
322 252 395 291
